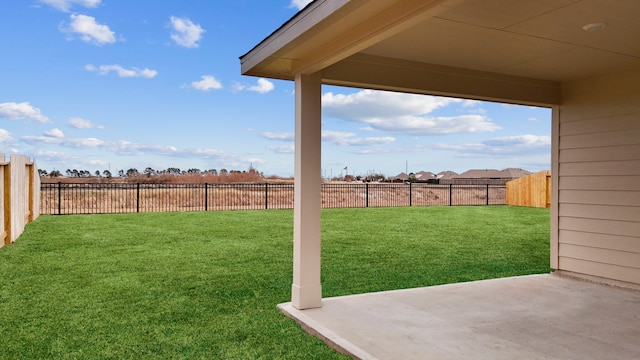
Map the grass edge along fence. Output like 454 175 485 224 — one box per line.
0 154 40 247
41 182 507 215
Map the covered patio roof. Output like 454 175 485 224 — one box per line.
241 0 640 105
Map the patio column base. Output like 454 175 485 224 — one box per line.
292 284 322 310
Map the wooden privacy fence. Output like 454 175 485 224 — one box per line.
0 155 40 247
506 170 551 208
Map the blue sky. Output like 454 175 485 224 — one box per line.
1 0 551 178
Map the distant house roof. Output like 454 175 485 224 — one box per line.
455 169 505 179
437 171 458 179
455 168 530 179
391 172 409 180
501 168 532 178
416 171 436 181
390 169 530 181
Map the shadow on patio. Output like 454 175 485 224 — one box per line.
280 274 640 360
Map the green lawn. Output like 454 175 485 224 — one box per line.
0 206 550 359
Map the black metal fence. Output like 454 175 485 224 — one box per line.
40 182 506 215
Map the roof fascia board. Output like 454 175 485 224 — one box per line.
292 0 447 75
322 54 561 106
240 0 351 76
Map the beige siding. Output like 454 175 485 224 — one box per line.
559 190 640 207
557 67 640 286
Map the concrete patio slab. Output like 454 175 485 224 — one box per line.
279 274 640 360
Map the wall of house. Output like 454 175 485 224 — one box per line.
557 67 640 287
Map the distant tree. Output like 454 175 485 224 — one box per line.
38 169 48 177
187 168 201 174
79 170 91 178
219 168 228 176
95 170 101 177
126 168 139 177
364 173 386 182
144 167 155 177
118 169 125 177
50 170 61 177
65 169 82 177
207 169 218 175
167 167 181 176
103 169 112 178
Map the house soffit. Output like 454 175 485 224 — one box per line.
241 0 640 103
362 0 640 83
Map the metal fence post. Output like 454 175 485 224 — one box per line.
265 183 268 209
58 181 62 215
205 183 208 211
449 184 453 206
136 183 140 213
409 182 412 207
486 184 490 205
365 183 369 208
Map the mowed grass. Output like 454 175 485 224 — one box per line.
0 206 550 359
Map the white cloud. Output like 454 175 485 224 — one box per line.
85 64 157 78
21 133 255 166
262 130 395 147
322 90 499 135
0 102 50 123
40 0 100 12
189 75 222 91
322 131 395 146
64 14 116 45
267 144 295 154
45 128 65 138
0 129 14 143
289 0 314 10
233 78 275 94
21 135 104 148
435 135 551 156
261 132 294 141
21 129 254 166
67 117 104 129
169 16 204 48
109 141 179 156
34 149 72 160
190 148 227 157
367 114 499 135
248 78 274 93
482 135 551 149
33 150 108 168
68 137 104 148
461 99 481 107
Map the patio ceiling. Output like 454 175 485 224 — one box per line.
241 0 640 105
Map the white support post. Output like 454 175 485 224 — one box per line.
291 73 323 310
